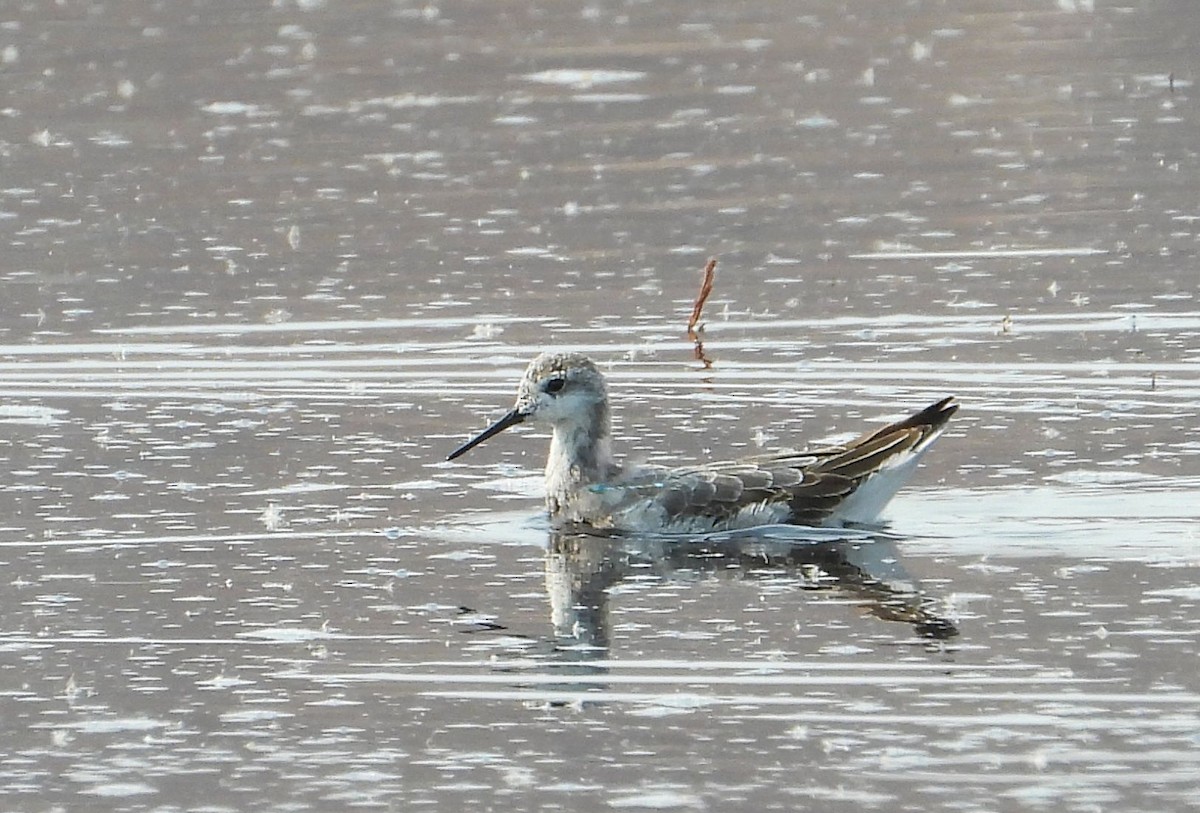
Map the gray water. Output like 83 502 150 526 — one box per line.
1 1 1198 811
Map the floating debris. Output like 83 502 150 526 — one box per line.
260 503 287 531
687 257 717 367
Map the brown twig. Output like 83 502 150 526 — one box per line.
687 258 717 367
687 258 717 339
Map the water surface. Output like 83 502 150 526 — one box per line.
0 1 1198 811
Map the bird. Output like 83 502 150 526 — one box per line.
447 352 957 534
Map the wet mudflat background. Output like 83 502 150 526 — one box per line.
1 0 1199 810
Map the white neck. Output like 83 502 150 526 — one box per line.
544 408 614 518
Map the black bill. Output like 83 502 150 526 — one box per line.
446 408 526 460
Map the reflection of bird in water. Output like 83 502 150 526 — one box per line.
448 352 957 533
543 530 958 663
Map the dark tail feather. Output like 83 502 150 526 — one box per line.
850 397 958 449
813 431 918 481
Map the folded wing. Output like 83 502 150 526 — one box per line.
610 397 957 530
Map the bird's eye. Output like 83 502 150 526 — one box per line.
544 377 566 394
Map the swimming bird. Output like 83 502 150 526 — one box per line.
447 352 957 533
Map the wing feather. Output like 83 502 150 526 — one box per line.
604 398 958 530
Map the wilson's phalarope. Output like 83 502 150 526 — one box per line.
448 352 957 533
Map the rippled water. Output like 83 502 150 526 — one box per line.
0 1 1198 811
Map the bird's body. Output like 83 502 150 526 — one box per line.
448 352 957 534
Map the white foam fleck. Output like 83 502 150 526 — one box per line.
58 717 171 734
81 782 157 798
0 404 68 425
524 69 645 89
236 627 338 642
573 92 649 103
201 101 273 116
850 247 1107 260
609 789 706 809
797 113 838 128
